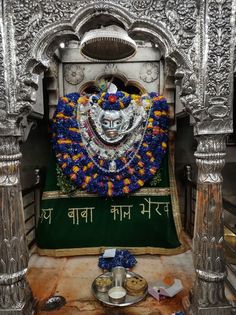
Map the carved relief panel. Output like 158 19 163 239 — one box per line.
60 44 162 94
46 42 176 119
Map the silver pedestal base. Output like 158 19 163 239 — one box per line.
189 305 233 315
0 300 35 315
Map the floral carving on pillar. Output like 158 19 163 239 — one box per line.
195 0 234 135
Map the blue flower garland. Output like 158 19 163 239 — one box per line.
98 249 137 271
51 91 169 197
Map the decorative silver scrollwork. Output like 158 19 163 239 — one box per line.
132 0 153 11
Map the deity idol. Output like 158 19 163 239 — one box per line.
52 83 169 196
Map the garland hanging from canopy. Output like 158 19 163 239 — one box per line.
51 87 169 197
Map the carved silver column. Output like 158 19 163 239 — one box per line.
0 135 34 314
188 135 232 315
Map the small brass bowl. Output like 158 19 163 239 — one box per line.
108 286 127 304
95 275 112 293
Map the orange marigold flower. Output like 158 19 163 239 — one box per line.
150 167 156 174
108 181 114 189
87 162 94 168
61 97 69 102
123 186 130 194
93 173 98 179
131 94 140 102
138 161 144 167
81 182 87 189
154 110 162 116
72 166 79 173
128 167 135 174
137 180 144 186
139 169 145 175
108 189 113 197
120 102 125 109
70 174 77 180
58 139 72 144
146 151 152 157
56 113 66 118
72 154 80 161
124 178 131 185
68 101 75 107
62 163 67 169
162 142 167 149
121 157 127 163
78 96 89 105
85 176 91 184
142 143 148 147
83 166 88 171
69 127 79 132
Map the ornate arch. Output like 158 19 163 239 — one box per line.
13 2 198 123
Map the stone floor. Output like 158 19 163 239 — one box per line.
27 248 236 315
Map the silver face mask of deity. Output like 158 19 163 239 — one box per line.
100 111 127 140
89 100 147 144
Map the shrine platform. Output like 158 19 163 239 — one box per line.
27 247 236 315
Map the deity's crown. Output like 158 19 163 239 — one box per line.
96 91 132 110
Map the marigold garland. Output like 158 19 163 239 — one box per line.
51 91 169 197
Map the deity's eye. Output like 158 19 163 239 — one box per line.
101 119 110 127
114 119 122 127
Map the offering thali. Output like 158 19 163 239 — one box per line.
92 270 148 307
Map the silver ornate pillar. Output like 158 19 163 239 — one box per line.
0 135 34 314
188 135 232 315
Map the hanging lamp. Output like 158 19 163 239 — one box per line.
80 25 137 61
